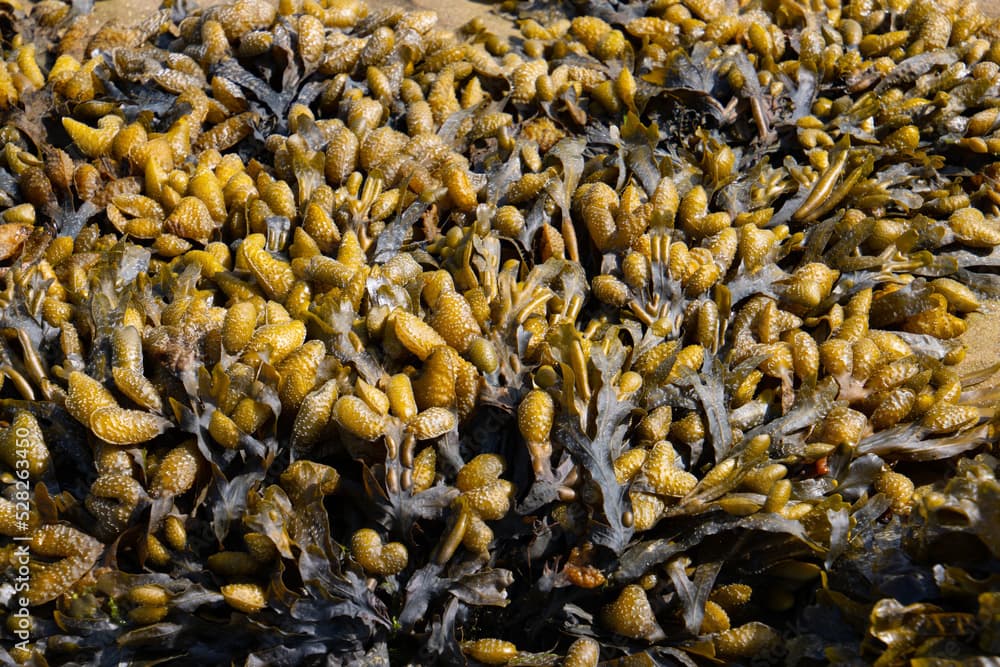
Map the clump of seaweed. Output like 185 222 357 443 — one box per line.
0 0 999 663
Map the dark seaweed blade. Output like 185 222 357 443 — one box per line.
399 561 513 634
0 167 17 208
824 506 851 570
295 561 392 633
399 562 449 629
547 136 587 222
619 112 662 195
722 261 787 304
856 423 990 461
245 642 332 667
676 354 732 465
570 0 650 24
271 22 300 97
209 470 264 545
644 44 715 95
107 79 178 121
212 58 290 121
448 567 515 607
367 457 459 536
939 245 1000 269
876 51 961 94
557 342 635 554
835 453 886 500
115 623 187 652
372 199 429 262
725 47 772 139
744 376 839 443
788 66 818 124
517 454 576 513
666 558 722 635
486 144 523 206
320 298 384 384
642 44 733 124
422 597 464 665
614 512 818 583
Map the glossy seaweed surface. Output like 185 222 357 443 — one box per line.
1 0 1000 664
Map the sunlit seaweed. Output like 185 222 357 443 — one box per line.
0 0 999 663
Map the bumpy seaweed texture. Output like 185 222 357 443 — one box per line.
1 0 1000 664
